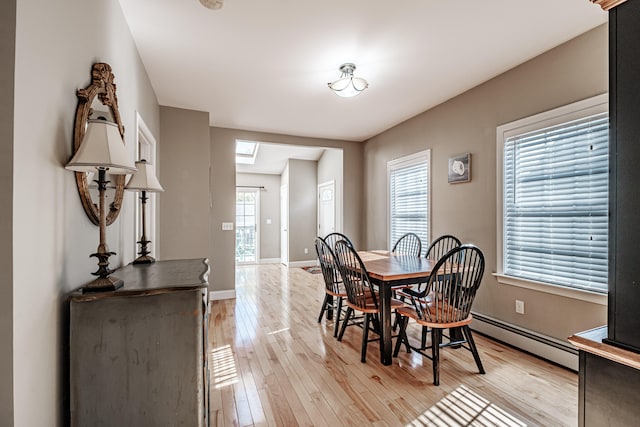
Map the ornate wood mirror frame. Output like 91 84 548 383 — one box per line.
72 63 126 226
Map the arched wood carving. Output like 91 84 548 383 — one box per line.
72 63 126 226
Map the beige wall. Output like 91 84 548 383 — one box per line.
11 1 159 425
158 107 211 261
236 173 282 260
364 25 609 342
0 0 15 422
286 159 318 263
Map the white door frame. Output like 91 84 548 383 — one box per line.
134 112 159 260
280 184 289 265
236 187 261 264
317 180 336 238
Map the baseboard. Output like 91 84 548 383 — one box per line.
209 289 236 301
471 312 578 371
259 258 280 264
288 260 318 268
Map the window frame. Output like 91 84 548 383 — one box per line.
387 149 431 252
495 94 608 305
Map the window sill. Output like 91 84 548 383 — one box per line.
493 273 607 305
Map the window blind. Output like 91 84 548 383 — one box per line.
503 112 609 292
390 161 429 252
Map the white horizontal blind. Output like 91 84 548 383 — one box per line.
503 112 609 292
389 159 429 253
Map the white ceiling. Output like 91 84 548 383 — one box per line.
118 0 606 144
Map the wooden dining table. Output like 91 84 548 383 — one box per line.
358 250 438 365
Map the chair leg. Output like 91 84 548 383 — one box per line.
333 297 343 338
371 313 380 333
317 294 329 323
432 328 442 386
462 326 485 374
421 326 429 350
393 315 409 357
337 307 352 341
361 313 370 363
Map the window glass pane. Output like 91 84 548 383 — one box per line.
503 112 608 292
389 154 429 252
235 189 258 263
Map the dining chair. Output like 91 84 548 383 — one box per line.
315 237 348 338
389 232 424 331
393 244 486 385
333 239 404 362
398 235 462 347
323 232 354 252
392 232 422 257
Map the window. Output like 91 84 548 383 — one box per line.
387 150 430 252
236 140 259 164
497 94 608 295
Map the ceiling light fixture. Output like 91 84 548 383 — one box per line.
328 63 368 98
199 0 224 10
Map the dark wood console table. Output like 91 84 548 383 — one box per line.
569 326 640 427
69 258 210 426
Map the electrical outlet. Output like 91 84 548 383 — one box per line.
515 300 525 314
304 248 308 254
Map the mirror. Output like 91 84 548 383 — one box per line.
72 63 126 226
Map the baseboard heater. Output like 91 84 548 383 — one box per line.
471 312 578 371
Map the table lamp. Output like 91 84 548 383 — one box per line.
125 159 164 264
65 117 137 292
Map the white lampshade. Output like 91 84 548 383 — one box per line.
328 63 368 98
65 119 137 175
125 160 164 192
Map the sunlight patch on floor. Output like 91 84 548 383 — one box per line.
210 344 238 389
267 327 290 335
407 385 527 426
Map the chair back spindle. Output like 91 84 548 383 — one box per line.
425 235 461 261
421 245 484 324
392 233 422 257
334 240 378 311
324 232 354 253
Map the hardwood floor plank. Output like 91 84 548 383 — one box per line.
209 263 578 427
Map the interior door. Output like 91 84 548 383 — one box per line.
318 180 336 238
235 188 260 264
280 185 288 265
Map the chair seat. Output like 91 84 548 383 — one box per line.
346 293 405 314
396 304 472 329
325 287 347 298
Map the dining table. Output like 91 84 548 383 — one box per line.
358 250 438 365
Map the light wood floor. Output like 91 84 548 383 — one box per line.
208 263 578 427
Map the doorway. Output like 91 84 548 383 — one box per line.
280 184 289 265
236 188 260 264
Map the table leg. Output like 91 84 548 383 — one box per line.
378 282 393 365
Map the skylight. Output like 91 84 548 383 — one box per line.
236 140 259 164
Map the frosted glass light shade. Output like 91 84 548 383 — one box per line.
328 63 368 98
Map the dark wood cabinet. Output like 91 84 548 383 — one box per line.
570 327 640 427
69 259 210 427
606 0 640 353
